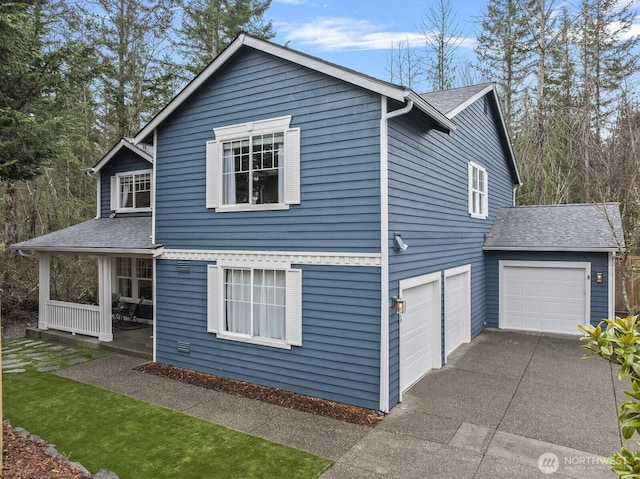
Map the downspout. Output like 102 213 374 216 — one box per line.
152 129 158 363
379 96 414 413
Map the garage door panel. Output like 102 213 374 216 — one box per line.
501 262 589 335
444 267 471 360
400 275 441 394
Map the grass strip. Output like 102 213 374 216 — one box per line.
4 372 333 479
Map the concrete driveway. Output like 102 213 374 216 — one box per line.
322 329 626 478
48 328 626 478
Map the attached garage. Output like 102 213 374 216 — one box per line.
484 203 623 334
499 261 590 335
398 272 441 396
444 265 471 360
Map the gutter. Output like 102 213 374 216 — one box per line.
378 96 415 413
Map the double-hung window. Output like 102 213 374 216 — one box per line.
110 170 152 211
206 116 300 212
116 257 153 301
207 264 302 349
468 162 488 219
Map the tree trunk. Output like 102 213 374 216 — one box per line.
3 180 17 288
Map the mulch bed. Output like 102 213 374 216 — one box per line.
2 422 89 479
134 362 385 427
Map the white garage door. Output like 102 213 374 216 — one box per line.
444 266 471 360
399 273 442 395
500 261 590 335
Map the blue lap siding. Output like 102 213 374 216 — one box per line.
152 48 384 409
386 97 517 407
155 260 382 409
154 48 382 253
99 152 152 218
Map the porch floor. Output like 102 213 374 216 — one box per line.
25 323 153 360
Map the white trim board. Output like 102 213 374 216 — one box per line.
161 249 381 267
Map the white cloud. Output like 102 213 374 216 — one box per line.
280 17 474 52
283 17 417 50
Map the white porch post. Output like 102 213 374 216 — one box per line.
97 257 114 342
38 254 50 330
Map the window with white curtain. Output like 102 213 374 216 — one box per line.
110 170 152 211
206 116 300 212
207 264 302 349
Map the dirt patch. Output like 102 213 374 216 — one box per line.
2 421 89 479
135 362 385 427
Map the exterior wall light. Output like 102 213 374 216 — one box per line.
394 296 406 314
393 233 408 252
596 272 603 283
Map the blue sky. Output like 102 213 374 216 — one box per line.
266 0 491 85
265 0 640 90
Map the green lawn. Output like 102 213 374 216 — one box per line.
3 372 333 479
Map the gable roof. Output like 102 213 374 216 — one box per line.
484 203 624 252
421 83 521 185
89 138 153 173
132 32 456 146
10 217 162 255
420 83 494 118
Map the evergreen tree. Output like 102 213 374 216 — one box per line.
175 0 274 77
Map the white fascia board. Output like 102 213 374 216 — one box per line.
134 34 409 145
93 139 154 172
14 246 165 257
132 33 459 143
241 36 410 103
489 88 521 185
483 246 619 253
133 35 247 144
406 92 457 133
445 84 494 119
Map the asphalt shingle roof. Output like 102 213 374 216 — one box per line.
420 83 493 116
11 217 159 253
484 203 624 251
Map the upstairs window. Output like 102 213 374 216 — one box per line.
468 162 488 219
111 170 152 211
206 116 300 212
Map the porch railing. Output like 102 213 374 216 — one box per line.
45 300 101 338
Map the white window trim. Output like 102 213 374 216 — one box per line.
206 116 300 212
113 257 153 304
468 161 488 219
110 169 153 213
207 262 302 349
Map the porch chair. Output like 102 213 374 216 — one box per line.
111 293 125 322
113 296 145 329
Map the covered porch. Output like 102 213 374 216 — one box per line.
11 217 162 344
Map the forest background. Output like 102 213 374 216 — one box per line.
2 0 640 318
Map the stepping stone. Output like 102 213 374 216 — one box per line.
37 365 60 372
4 369 26 373
3 360 30 368
45 345 65 352
67 357 90 365
2 348 24 355
58 348 81 356
25 353 51 360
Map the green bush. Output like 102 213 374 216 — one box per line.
580 316 640 477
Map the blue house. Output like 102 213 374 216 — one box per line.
12 33 623 413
